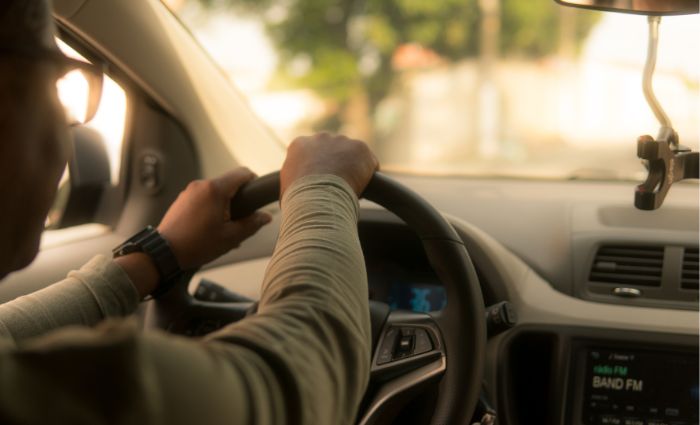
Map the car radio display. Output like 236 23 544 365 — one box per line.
581 348 699 425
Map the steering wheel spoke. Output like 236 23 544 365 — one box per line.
356 310 447 424
371 310 444 379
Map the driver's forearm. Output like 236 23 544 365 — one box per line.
113 253 160 298
0 255 140 342
206 174 372 425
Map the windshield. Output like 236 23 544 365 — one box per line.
163 0 699 180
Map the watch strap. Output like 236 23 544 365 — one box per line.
113 226 183 298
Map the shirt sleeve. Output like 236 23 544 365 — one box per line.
0 174 371 425
204 174 372 424
0 255 140 343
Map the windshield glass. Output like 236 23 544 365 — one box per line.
163 0 699 180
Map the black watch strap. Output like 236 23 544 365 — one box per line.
113 226 183 298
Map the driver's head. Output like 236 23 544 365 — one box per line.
0 0 71 279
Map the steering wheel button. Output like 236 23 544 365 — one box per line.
397 335 413 353
400 327 415 336
383 328 399 344
414 329 433 354
377 328 399 365
377 347 393 365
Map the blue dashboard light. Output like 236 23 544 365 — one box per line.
387 282 447 312
410 288 432 312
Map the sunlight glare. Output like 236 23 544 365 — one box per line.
55 39 127 184
56 70 89 124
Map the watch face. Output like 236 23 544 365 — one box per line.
130 226 156 243
113 227 155 258
114 242 142 257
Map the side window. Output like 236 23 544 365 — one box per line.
44 39 128 233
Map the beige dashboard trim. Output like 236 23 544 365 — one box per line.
445 213 699 335
189 209 697 336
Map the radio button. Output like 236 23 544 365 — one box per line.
665 407 680 417
599 415 622 425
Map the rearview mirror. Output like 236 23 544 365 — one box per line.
554 0 699 15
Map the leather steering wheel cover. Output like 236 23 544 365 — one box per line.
229 171 487 424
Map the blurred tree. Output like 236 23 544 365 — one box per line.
195 0 598 133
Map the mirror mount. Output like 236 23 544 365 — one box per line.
642 16 670 129
555 0 699 210
635 128 698 211
633 16 699 210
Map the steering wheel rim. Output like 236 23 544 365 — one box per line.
150 171 486 424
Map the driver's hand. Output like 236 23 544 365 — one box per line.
281 133 379 197
158 168 272 270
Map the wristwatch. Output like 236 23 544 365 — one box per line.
112 226 183 298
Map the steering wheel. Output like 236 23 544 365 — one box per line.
146 171 486 424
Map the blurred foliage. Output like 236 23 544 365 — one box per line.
196 0 599 129
501 0 598 56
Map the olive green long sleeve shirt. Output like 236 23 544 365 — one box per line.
0 175 371 425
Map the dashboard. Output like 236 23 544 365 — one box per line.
190 176 698 425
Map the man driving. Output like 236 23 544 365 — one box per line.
0 1 378 424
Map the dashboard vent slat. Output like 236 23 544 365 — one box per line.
681 248 699 290
589 245 663 287
595 247 663 258
594 255 663 266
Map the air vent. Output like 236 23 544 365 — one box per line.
681 247 699 290
589 245 664 287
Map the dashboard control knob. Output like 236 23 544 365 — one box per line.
485 301 517 338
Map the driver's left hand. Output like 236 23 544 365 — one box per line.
158 167 272 270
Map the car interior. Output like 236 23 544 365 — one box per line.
1 0 697 424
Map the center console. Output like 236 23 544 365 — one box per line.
496 326 699 425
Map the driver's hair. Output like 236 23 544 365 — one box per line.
0 1 57 50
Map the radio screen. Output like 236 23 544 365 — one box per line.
582 348 699 425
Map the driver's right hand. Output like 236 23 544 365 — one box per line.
280 133 379 197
